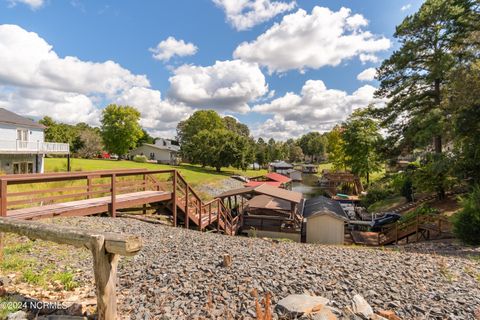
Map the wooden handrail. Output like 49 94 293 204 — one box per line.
0 218 142 320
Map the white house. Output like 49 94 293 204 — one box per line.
129 138 180 165
0 108 69 174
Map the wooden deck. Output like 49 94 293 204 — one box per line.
0 168 240 235
7 190 171 220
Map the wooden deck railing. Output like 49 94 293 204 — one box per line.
173 171 239 235
0 169 240 235
378 213 453 245
0 169 177 217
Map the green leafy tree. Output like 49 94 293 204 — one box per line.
76 130 104 159
223 116 250 137
447 60 480 184
326 126 347 170
342 110 383 185
453 186 480 245
191 129 250 172
288 145 304 163
374 0 479 197
136 129 155 147
177 110 225 162
100 104 143 157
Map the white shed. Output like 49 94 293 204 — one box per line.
303 196 348 245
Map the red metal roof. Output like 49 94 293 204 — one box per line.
265 172 292 183
244 181 282 188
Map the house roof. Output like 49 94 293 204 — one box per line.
244 181 282 188
265 172 292 183
0 108 45 129
303 195 348 220
269 161 293 168
217 183 303 204
245 195 291 211
138 143 179 152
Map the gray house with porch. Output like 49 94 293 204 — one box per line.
0 108 69 174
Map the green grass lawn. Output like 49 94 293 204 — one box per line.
45 158 266 187
368 195 407 212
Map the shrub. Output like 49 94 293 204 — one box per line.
360 186 393 209
133 155 148 163
400 204 439 223
453 186 480 245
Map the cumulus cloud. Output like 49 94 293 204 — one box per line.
213 0 296 31
150 37 198 62
357 67 377 81
7 0 44 9
401 4 411 11
168 60 268 113
0 24 189 137
251 80 383 138
234 6 391 73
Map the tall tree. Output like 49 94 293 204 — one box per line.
342 110 383 185
326 126 347 170
223 116 250 137
177 110 225 162
374 0 479 196
100 104 143 157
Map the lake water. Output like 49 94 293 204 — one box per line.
291 174 324 199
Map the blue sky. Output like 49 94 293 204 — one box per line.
0 0 423 139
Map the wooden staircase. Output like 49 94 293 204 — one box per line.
171 171 240 235
377 214 453 245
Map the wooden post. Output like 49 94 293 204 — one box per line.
87 176 93 199
90 235 119 320
185 186 189 229
172 171 177 227
67 154 71 172
0 232 4 263
395 222 398 244
198 201 203 231
0 218 143 320
110 174 116 218
415 213 420 241
142 175 148 215
217 200 221 233
208 203 212 225
0 180 7 217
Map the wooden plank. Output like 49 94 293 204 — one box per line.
7 191 171 220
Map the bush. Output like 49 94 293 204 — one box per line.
453 186 480 245
133 155 148 163
360 186 393 209
400 204 438 223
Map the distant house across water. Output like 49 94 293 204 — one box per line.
0 108 69 174
129 138 180 165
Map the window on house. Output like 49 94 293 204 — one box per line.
12 161 33 174
16 129 29 149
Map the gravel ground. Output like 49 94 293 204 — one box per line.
4 216 480 319
195 178 244 199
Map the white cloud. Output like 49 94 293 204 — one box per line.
234 6 391 73
150 37 198 62
359 53 380 64
213 0 296 31
401 4 411 11
168 60 268 113
0 24 189 137
357 67 377 81
251 80 383 139
7 0 44 9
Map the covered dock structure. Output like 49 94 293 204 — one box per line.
217 184 303 240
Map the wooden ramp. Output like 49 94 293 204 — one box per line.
7 190 171 220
